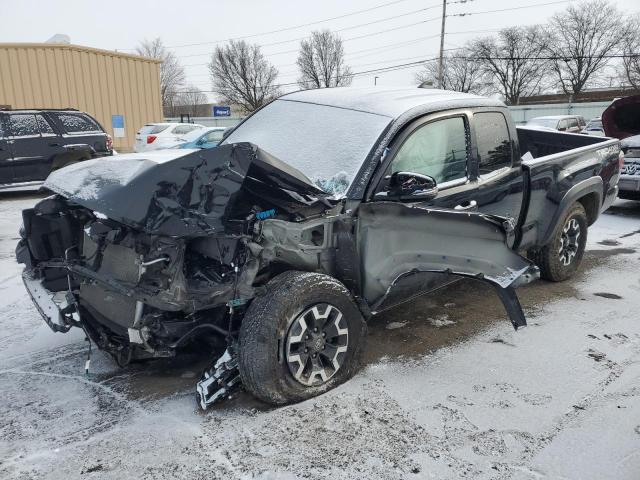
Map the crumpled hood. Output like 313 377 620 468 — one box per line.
44 143 328 237
602 95 640 139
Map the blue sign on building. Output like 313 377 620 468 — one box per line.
213 106 231 117
111 114 125 138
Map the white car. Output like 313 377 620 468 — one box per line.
134 122 204 152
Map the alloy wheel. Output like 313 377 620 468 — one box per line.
558 217 581 266
285 303 349 386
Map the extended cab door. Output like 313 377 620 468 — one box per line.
470 110 525 228
8 112 65 182
0 113 15 184
358 109 535 327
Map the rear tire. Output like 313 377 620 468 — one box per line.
530 202 588 282
238 271 367 405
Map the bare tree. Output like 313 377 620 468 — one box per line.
622 19 640 89
209 40 280 113
545 0 628 96
135 38 185 108
296 30 353 89
470 26 551 105
415 47 487 93
175 86 209 117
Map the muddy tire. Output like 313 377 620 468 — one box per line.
530 202 588 282
238 271 367 405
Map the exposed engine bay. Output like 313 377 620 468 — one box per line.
17 144 339 361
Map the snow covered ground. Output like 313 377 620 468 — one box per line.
1 193 639 480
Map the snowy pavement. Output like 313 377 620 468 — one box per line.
1 193 639 480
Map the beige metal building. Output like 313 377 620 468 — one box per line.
0 43 162 152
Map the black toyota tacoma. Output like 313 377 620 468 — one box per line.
0 108 112 191
16 88 621 408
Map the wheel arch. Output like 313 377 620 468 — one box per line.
540 177 602 246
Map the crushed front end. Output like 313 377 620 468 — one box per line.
16 144 333 367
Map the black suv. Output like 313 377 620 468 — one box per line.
0 109 112 190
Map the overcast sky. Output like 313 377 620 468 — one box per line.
0 0 638 102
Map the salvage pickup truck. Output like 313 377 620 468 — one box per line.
16 87 621 408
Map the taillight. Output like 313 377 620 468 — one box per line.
147 135 157 144
619 150 625 170
106 134 113 151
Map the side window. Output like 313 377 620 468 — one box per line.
558 119 568 131
390 116 468 184
204 130 224 143
9 114 40 137
474 112 513 175
35 114 55 136
568 118 578 129
57 113 101 134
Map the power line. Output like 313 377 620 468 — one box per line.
448 0 572 17
177 16 442 62
180 51 639 93
161 0 427 49
131 0 478 57
180 18 441 67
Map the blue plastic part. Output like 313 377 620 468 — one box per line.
256 209 276 220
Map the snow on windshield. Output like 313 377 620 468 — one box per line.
223 99 391 196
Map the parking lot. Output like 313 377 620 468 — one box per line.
0 192 638 479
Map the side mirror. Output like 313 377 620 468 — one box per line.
383 171 438 200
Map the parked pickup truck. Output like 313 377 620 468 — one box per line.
15 88 621 409
0 108 113 191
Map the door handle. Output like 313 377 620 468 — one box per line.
454 200 478 211
49 142 61 147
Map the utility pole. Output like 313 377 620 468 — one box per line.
438 0 447 89
374 76 379 85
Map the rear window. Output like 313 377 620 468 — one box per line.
474 112 513 175
57 113 102 134
148 124 170 134
9 114 40 137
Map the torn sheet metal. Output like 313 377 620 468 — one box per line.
358 202 538 328
43 143 329 238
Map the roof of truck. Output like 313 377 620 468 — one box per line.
279 86 505 118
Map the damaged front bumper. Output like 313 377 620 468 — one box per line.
22 270 75 333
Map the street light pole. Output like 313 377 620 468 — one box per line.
437 0 447 89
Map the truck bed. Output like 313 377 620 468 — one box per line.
515 127 620 250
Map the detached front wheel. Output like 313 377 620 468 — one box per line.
531 202 588 282
238 271 367 405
